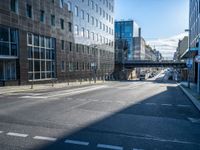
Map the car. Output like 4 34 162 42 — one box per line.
139 74 146 80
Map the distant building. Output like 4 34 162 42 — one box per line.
176 36 188 61
115 20 140 61
145 45 157 61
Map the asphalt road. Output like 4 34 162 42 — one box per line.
0 73 200 150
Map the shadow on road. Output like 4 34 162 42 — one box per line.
32 83 200 150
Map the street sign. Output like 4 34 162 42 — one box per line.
195 56 200 63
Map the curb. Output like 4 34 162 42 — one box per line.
179 85 200 112
0 81 105 95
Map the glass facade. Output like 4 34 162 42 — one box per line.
115 20 140 61
66 0 114 54
0 25 18 81
27 33 56 81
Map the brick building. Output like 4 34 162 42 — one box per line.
0 0 114 85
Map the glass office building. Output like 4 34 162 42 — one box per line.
66 0 115 74
115 20 140 61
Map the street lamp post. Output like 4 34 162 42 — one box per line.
185 29 191 88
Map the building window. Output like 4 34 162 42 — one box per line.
91 16 94 25
81 10 84 19
61 61 65 72
60 19 64 29
69 42 72 51
86 30 89 39
68 22 72 32
26 4 32 18
81 27 85 37
75 6 78 16
85 13 89 23
61 40 64 50
27 33 56 81
51 15 55 26
40 10 45 23
74 25 79 35
95 4 98 12
10 0 18 13
0 26 18 56
60 0 64 8
67 1 72 11
69 62 73 72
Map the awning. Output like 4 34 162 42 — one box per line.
180 47 198 59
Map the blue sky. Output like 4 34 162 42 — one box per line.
115 0 189 39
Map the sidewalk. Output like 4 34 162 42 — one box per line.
0 80 105 95
179 82 200 112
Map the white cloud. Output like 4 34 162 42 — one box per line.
146 33 188 60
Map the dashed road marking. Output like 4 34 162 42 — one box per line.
161 104 172 106
33 136 57 141
7 132 28 138
97 144 123 150
64 139 89 146
188 117 200 123
177 105 191 108
145 103 157 105
0 131 3 134
133 148 144 150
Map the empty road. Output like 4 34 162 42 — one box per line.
0 73 200 150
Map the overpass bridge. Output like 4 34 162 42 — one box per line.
120 60 187 69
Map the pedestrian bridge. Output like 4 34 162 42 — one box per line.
121 60 187 68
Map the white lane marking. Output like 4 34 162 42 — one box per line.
161 104 172 106
64 139 89 146
177 105 191 108
33 136 57 141
48 86 107 98
20 96 48 99
7 132 28 137
0 131 3 134
145 103 157 105
133 148 144 150
188 117 200 123
97 144 123 150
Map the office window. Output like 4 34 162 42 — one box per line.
69 42 72 51
91 1 94 9
40 10 45 23
95 4 98 12
69 62 73 72
61 40 64 50
10 0 18 13
60 19 64 29
28 34 56 80
86 30 89 39
81 27 85 37
68 22 72 32
61 61 65 72
26 4 32 18
74 25 79 35
96 19 98 27
81 10 84 19
91 16 94 25
51 15 55 26
60 0 64 8
0 26 18 56
67 1 72 11
87 13 90 23
91 32 94 40
75 6 78 16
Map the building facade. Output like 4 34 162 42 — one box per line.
115 20 140 61
0 0 114 86
188 0 200 85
